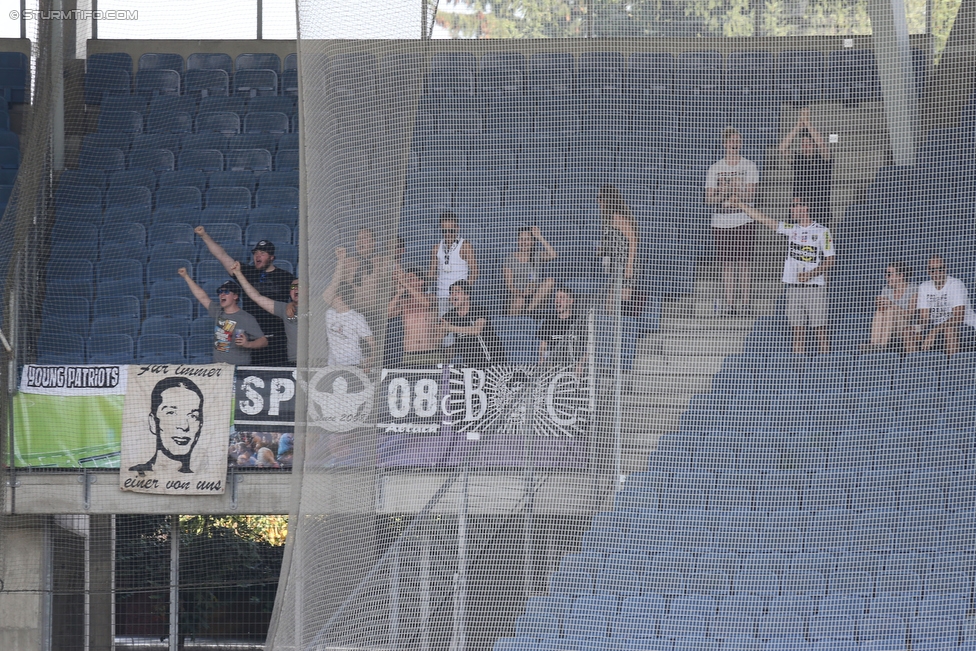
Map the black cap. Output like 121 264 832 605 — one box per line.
218 280 241 294
252 240 275 255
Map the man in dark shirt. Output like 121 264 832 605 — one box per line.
441 280 506 369
538 285 587 371
195 226 296 366
779 108 833 226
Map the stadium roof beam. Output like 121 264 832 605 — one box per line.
868 0 917 166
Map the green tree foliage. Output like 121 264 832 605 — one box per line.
115 515 286 645
436 0 954 48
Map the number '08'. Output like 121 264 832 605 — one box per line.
387 378 440 418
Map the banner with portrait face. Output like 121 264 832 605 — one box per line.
119 364 235 495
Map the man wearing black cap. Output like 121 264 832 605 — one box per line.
195 226 295 366
178 268 267 365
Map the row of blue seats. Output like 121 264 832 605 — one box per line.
47 294 244 325
49 224 296 260
55 184 298 212
96 109 297 136
54 207 297 232
557 547 976 580
511 593 974 642
38 332 213 366
77 146 297 174
373 49 907 106
60 168 298 195
89 51 294 78
99 93 296 117
498 635 967 651
89 69 293 102
83 129 299 154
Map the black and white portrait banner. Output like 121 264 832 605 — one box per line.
120 364 235 495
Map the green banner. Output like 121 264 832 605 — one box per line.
12 393 125 468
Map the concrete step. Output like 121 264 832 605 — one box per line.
632 353 727 376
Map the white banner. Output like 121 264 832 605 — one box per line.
120 364 234 495
20 365 128 396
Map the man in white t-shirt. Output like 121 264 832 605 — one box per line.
322 251 376 370
705 127 760 316
916 255 976 357
736 195 836 355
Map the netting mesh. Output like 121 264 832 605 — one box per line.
1 0 976 649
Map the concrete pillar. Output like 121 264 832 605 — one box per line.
868 0 917 165
89 515 114 651
0 516 49 650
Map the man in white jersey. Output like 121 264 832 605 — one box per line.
916 255 976 357
736 195 836 355
705 127 760 316
429 211 478 317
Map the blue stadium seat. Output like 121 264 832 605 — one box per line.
195 259 232 285
281 68 298 96
244 111 289 135
128 148 175 172
206 187 252 210
87 334 135 364
131 133 180 153
200 95 246 115
96 259 144 285
105 185 152 211
227 133 276 154
675 51 722 96
258 171 298 188
859 615 907 642
255 186 298 209
196 111 240 135
79 147 125 172
200 207 248 228
37 333 87 365
138 53 185 76
275 149 299 171
93 295 141 321
141 316 190 338
137 334 186 364
578 52 625 94
514 611 561 640
825 49 881 105
85 53 132 104
179 149 223 173
662 595 716 639
236 53 281 75
549 568 593 598
188 334 213 363
565 594 616 639
612 594 667 640
776 50 823 106
527 53 575 96
429 52 477 97
147 296 194 320
0 51 29 104
100 95 147 116
726 50 773 97
245 223 292 247
147 258 192 284
148 95 197 114
188 52 233 77
156 187 203 211
135 68 179 97
146 111 193 135
181 133 228 152
158 170 207 192
91 315 140 339
108 168 155 190
185 68 230 99
235 69 278 97
247 96 295 116
151 243 197 262
148 279 194 300
225 149 272 172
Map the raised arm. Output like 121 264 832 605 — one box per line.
461 240 478 284
178 267 211 309
803 112 830 160
733 200 779 232
531 226 558 261
231 261 276 316
442 315 486 337
321 247 346 306
195 225 237 273
778 114 805 158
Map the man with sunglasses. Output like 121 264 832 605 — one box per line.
430 211 478 317
916 255 976 357
230 261 300 366
195 226 296 366
734 194 835 355
178 269 267 365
